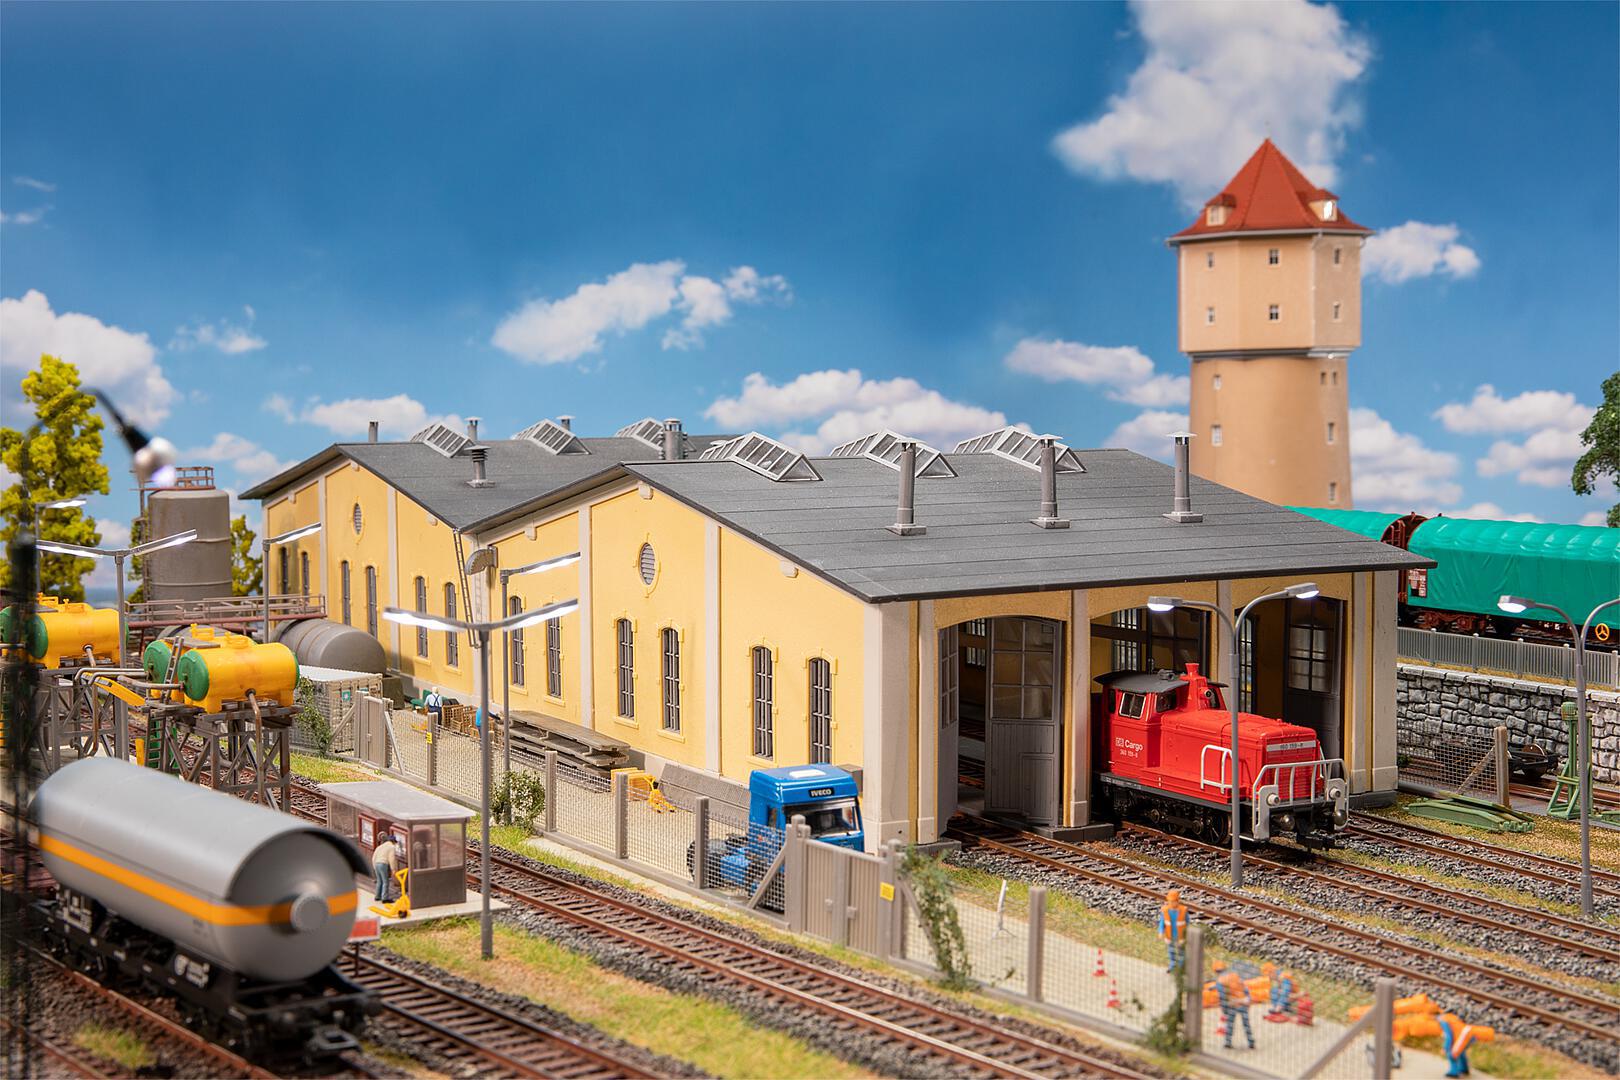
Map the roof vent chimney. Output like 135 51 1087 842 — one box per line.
887 442 926 536
367 420 379 443
663 418 684 461
557 415 573 431
1164 432 1203 523
467 445 495 488
1030 437 1070 529
466 417 481 442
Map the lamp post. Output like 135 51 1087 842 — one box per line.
1148 581 1320 888
1497 594 1620 919
262 522 324 643
498 552 582 806
37 531 199 665
384 596 579 959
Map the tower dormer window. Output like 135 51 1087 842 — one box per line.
1322 200 1336 221
1267 248 1280 266
1268 304 1280 321
1206 205 1227 226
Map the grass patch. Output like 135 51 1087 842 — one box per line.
386 920 868 1079
1372 798 1620 878
291 752 375 784
73 1023 154 1071
1401 1033 1597 1080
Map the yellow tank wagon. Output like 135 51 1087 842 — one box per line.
174 634 299 712
0 597 120 667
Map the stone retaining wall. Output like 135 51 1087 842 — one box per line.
1397 663 1620 786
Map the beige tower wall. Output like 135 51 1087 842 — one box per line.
1188 355 1352 508
1178 234 1363 355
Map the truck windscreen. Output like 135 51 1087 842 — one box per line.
786 798 860 837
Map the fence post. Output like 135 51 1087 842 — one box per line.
693 797 710 888
1183 924 1204 1050
784 817 807 933
1372 977 1396 1080
428 712 439 788
1025 886 1046 1003
877 840 899 959
830 841 851 946
612 771 628 859
1493 725 1509 807
543 750 557 833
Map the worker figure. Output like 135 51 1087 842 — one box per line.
424 686 443 719
1212 960 1255 1050
1158 888 1189 972
372 823 400 902
1438 1012 1474 1077
1267 969 1296 1020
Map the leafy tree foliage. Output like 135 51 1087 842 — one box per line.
231 515 262 597
1573 371 1620 527
0 356 109 601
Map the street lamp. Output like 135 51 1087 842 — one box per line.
262 522 324 642
499 552 582 800
383 596 579 959
37 530 199 665
1497 593 1620 918
31 497 88 586
1149 581 1320 887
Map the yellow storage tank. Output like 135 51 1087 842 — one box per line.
174 634 299 712
28 601 121 668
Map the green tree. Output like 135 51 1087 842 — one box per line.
1573 371 1620 527
231 515 261 596
0 356 110 601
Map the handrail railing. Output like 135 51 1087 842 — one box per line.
1255 757 1344 802
1199 744 1233 793
125 594 326 624
1397 627 1618 690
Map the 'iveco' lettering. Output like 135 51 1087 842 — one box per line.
806 787 835 798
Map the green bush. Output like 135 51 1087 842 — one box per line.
293 678 334 754
492 770 547 832
900 845 973 990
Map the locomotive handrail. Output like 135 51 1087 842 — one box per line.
1254 757 1346 802
1199 744 1233 793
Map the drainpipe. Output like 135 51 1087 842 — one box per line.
887 442 926 536
1164 432 1203 523
663 418 684 461
1030 437 1070 529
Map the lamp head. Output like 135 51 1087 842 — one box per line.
1497 595 1532 615
382 607 462 634
131 529 199 558
1146 596 1180 613
505 598 580 631
39 497 87 511
1286 582 1320 600
271 521 324 546
509 551 583 579
36 539 105 559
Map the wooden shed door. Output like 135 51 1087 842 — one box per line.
985 617 1062 827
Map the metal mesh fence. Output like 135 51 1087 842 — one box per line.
1396 723 1506 803
292 668 382 755
551 763 613 852
379 707 510 808
1399 627 1619 689
625 782 696 879
700 815 785 910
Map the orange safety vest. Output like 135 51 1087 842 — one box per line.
1160 901 1187 941
1217 970 1250 1006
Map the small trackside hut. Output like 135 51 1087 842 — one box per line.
319 781 475 909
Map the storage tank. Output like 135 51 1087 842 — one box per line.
1 599 119 667
275 618 387 674
32 758 366 982
174 634 299 712
143 486 232 601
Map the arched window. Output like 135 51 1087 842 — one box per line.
444 584 459 667
278 547 289 594
546 616 563 698
300 551 310 596
752 646 774 759
808 658 832 764
508 596 525 687
340 561 352 624
661 628 681 732
364 566 378 637
616 619 634 718
414 577 429 657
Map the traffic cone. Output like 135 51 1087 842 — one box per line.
1216 1009 1228 1040
1294 992 1315 1026
1093 948 1107 977
1106 979 1121 1009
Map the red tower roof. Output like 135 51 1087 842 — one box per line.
1170 139 1370 241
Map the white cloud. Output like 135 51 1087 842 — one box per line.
706 369 1007 455
1106 410 1191 460
85 518 133 593
1003 338 1189 407
298 394 462 440
0 290 176 425
264 393 296 422
493 261 790 363
1477 427 1583 488
184 432 294 481
1433 384 1592 435
1436 502 1541 523
170 305 267 355
14 176 56 193
1350 406 1463 508
1362 222 1480 284
1051 0 1371 207
1 205 51 226
1580 511 1611 528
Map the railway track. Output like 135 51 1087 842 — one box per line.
949 816 1620 1056
0 1013 110 1078
1346 816 1620 897
345 950 657 1079
1119 823 1620 962
1508 780 1620 813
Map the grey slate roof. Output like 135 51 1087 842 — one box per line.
243 435 728 530
624 450 1432 603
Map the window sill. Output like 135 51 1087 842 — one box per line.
748 754 776 768
614 715 639 729
656 727 687 744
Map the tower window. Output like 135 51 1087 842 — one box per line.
1206 205 1227 226
1206 306 1216 325
1206 251 1215 269
1320 371 1327 385
1322 200 1336 221
1326 421 1337 445
1332 370 1338 386
1328 481 1339 504
1332 301 1342 321
1212 374 1222 391
1211 424 1223 447
1268 248 1280 266
1333 246 1342 266
1268 304 1280 321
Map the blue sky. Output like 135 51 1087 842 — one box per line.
3 0 1615 564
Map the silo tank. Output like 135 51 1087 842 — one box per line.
144 488 232 601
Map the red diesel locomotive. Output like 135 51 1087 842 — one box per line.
1096 664 1348 847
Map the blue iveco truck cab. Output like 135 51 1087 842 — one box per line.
691 765 864 906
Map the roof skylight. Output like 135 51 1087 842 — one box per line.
410 423 471 458
953 427 1085 473
828 430 956 478
697 432 821 482
513 419 589 455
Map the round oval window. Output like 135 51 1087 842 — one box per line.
638 542 656 586
352 503 363 535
